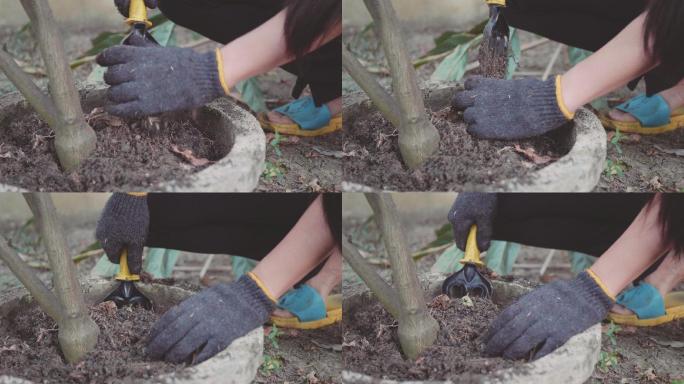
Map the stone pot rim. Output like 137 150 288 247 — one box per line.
342 82 607 192
0 87 265 192
342 272 601 384
0 278 263 384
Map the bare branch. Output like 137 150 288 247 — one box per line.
0 50 61 128
0 235 62 322
343 48 401 127
342 238 401 318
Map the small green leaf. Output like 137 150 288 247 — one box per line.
421 31 477 59
431 36 481 82
505 28 521 79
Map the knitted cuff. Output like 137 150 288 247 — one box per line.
192 50 229 99
107 193 148 217
554 75 575 120
237 274 276 316
529 77 574 126
577 271 615 310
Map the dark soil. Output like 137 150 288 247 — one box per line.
343 107 568 191
477 41 508 80
0 107 221 191
343 293 522 381
0 301 185 383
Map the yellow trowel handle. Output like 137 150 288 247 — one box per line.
115 250 140 282
460 225 485 267
126 0 153 28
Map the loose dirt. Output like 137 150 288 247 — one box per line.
0 301 185 384
343 107 567 191
257 323 342 384
591 321 684 384
0 106 221 191
343 293 522 381
597 128 684 192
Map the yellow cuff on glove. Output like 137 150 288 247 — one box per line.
555 75 575 120
586 269 616 301
127 192 148 197
246 272 278 303
215 48 231 96
486 0 506 6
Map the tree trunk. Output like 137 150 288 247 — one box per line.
20 0 96 172
364 0 439 169
24 193 99 363
365 193 438 359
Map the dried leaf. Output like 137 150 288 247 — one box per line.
306 371 320 384
648 337 684 348
0 151 12 159
307 178 322 192
170 144 211 167
312 146 356 159
513 144 554 165
654 145 684 157
648 176 663 191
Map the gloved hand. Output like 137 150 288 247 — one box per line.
95 193 149 275
96 46 228 118
483 271 614 360
448 193 497 251
114 0 158 18
146 274 275 364
452 76 574 139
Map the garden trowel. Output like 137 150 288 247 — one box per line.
441 225 493 299
103 249 152 309
122 0 159 46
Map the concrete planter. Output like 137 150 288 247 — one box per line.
342 272 602 384
342 83 607 192
0 278 263 384
0 87 265 192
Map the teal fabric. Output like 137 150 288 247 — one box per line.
231 256 257 278
90 248 179 278
615 94 671 127
616 283 666 319
277 284 327 322
273 96 332 130
431 241 520 276
569 252 596 275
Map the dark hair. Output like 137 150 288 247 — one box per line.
655 194 684 256
643 0 684 78
322 193 341 247
284 0 341 58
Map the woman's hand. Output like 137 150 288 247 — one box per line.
95 193 149 275
114 0 157 18
96 46 228 118
483 271 614 360
146 275 275 364
448 193 498 252
452 76 573 139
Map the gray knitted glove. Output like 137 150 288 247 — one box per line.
483 271 614 360
448 193 498 251
114 0 157 17
146 275 275 364
96 46 226 118
452 76 572 139
95 193 149 275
